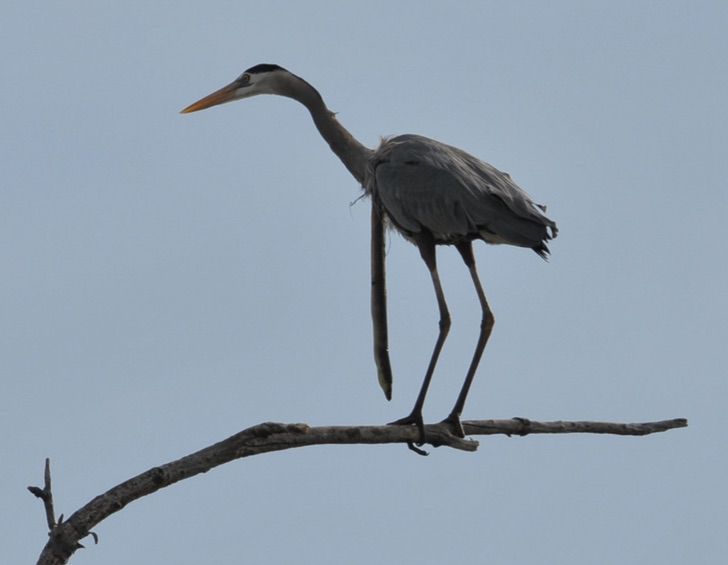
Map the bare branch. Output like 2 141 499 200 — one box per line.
28 458 56 531
463 417 688 437
34 416 687 565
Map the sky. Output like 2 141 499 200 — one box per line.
2 1 726 563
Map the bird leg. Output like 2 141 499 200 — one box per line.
441 242 495 437
388 232 451 446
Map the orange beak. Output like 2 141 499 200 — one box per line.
180 81 239 114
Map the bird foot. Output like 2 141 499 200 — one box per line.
388 412 428 454
440 413 466 438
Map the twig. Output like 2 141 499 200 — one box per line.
28 458 56 531
34 416 687 565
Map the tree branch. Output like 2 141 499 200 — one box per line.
28 458 56 531
33 416 687 565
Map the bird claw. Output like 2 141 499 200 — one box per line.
406 442 429 456
388 412 427 449
440 413 466 438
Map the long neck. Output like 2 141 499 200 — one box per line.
279 74 373 185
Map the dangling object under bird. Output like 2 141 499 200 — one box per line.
181 64 557 441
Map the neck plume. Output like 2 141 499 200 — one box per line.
279 74 372 184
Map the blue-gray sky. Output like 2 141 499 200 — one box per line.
3 2 726 563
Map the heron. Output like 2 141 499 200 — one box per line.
181 63 557 444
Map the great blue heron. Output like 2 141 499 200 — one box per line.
181 63 557 444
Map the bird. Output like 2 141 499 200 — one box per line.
181 63 557 443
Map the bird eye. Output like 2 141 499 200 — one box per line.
240 73 251 84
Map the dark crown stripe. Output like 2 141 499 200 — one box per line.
244 63 285 74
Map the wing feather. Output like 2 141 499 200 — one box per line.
367 135 557 251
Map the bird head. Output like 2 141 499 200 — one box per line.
180 63 290 114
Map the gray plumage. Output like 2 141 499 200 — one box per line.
367 134 557 256
181 64 557 445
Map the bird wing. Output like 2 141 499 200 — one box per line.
369 134 557 249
